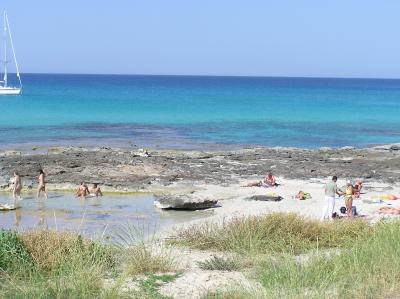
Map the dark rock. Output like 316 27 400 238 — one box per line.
390 145 400 151
154 195 218 210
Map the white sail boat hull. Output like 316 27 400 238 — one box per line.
0 87 21 95
0 12 22 95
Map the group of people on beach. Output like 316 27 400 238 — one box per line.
244 172 362 220
322 175 363 220
10 170 103 201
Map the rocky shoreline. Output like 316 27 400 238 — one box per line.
0 144 399 192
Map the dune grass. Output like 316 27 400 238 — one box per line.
171 213 372 254
0 227 178 298
256 221 400 298
123 241 177 276
20 230 115 272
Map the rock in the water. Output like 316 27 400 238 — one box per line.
246 195 283 202
390 145 400 151
154 195 218 210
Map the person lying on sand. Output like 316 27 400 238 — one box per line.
76 182 90 198
90 183 103 197
378 206 400 215
37 169 48 199
244 172 277 187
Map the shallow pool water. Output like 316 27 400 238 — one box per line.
0 192 211 241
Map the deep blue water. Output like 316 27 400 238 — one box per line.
0 74 399 149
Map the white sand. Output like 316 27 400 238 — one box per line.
162 177 400 234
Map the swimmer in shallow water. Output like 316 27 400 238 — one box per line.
90 183 103 197
76 182 90 198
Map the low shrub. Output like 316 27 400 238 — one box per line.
0 229 32 272
196 255 241 271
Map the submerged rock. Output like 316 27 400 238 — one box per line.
154 194 218 210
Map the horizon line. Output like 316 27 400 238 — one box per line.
13 72 400 81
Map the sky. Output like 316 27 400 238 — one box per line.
3 0 400 78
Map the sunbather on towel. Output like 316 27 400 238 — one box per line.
379 206 400 215
244 173 277 187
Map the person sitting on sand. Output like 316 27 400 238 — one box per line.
344 181 354 218
90 183 103 197
76 182 90 198
353 180 363 198
245 172 277 187
37 169 48 199
12 171 22 201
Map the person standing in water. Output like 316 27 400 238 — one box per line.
321 176 342 220
37 169 48 199
12 171 22 201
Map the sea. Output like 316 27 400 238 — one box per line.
0 74 399 150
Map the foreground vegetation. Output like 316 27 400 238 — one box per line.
171 213 372 254
1 213 400 298
171 214 399 299
0 229 176 298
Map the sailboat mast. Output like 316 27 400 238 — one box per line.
5 12 21 88
3 11 7 88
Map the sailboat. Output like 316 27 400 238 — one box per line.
0 11 21 95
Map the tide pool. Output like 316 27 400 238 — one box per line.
0 192 211 240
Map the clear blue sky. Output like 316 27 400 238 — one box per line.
4 0 400 78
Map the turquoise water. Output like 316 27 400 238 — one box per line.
0 74 399 149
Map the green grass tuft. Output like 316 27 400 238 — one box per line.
197 255 241 271
123 242 176 275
